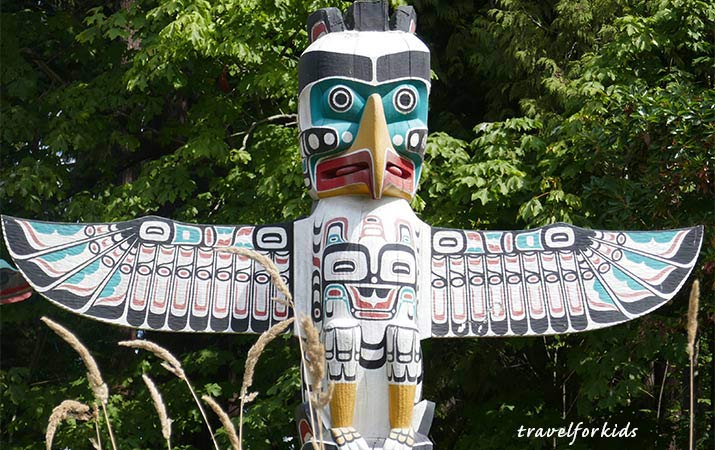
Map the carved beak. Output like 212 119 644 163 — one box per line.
348 93 390 199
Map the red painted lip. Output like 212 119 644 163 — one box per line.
316 150 373 192
384 151 414 193
347 285 397 311
315 149 415 196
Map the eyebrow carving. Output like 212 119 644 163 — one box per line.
299 51 373 92
376 51 430 83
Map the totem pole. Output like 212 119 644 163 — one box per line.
1 2 703 449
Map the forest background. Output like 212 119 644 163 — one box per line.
0 0 713 449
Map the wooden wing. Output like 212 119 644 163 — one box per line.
0 259 33 304
2 215 293 333
429 223 702 337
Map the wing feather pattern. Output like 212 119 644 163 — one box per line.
2 215 293 333
430 223 703 337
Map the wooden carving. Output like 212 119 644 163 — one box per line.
1 1 703 449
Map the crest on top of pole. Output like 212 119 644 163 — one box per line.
307 1 418 44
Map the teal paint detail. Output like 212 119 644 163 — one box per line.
612 266 647 292
515 230 543 250
32 222 84 236
485 232 503 251
173 225 202 244
66 260 101 285
485 232 503 240
628 230 679 244
41 244 87 262
309 79 428 137
304 78 429 191
397 286 417 317
99 270 122 297
215 226 235 235
623 250 669 270
229 241 253 249
323 284 351 310
592 279 616 307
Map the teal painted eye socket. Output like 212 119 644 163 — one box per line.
393 86 418 114
328 86 353 113
319 84 364 122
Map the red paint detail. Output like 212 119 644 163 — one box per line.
355 311 391 319
384 151 415 194
213 293 229 315
233 294 248 316
312 257 321 268
311 22 327 42
504 233 513 252
0 292 32 304
348 285 396 311
432 293 446 321
315 150 415 198
171 297 185 312
316 150 373 193
487 243 501 252
204 228 215 246
299 419 313 443
238 227 253 236
360 215 384 238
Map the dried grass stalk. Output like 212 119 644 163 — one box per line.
118 339 219 450
142 374 172 449
202 395 240 450
241 317 295 400
41 317 108 403
216 246 327 449
687 279 700 450
214 247 293 307
41 317 117 450
46 400 92 450
687 279 700 358
238 317 295 447
300 316 332 407
92 403 102 450
118 340 184 378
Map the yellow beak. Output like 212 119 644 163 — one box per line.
348 93 391 199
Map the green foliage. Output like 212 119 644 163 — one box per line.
1 0 713 449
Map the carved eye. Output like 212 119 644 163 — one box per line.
393 86 417 114
328 86 353 113
392 261 412 275
332 260 356 273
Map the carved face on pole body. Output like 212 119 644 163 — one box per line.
298 3 432 449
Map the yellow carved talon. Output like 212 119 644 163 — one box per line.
385 427 415 450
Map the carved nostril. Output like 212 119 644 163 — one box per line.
409 132 420 148
307 133 320 150
406 129 427 154
324 132 336 146
392 135 404 147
